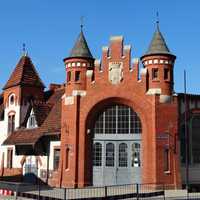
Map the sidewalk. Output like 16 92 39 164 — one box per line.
0 195 34 200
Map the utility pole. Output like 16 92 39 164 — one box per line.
184 70 189 197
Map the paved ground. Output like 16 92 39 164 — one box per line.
0 195 34 200
0 183 200 200
1 195 200 200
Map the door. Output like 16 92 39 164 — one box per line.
116 142 129 185
104 142 116 185
23 156 38 184
93 140 141 186
92 104 142 186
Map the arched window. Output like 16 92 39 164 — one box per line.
131 143 141 167
94 104 142 134
93 143 102 166
119 143 128 167
9 94 15 106
106 143 115 167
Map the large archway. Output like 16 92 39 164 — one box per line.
91 103 142 186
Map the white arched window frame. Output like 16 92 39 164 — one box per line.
8 94 15 106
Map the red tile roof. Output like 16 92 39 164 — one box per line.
3 55 45 90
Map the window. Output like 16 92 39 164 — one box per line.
53 148 60 171
106 143 115 167
67 71 71 83
119 143 128 167
105 106 116 134
164 148 170 172
192 115 200 164
118 105 129 134
164 68 169 80
8 115 15 134
152 68 158 79
9 95 15 105
93 143 102 166
94 104 142 134
75 71 81 82
65 148 69 169
7 149 13 168
28 114 36 128
131 143 141 167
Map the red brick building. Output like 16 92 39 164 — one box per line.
1 23 200 189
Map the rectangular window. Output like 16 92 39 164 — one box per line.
8 115 15 134
67 71 71 82
164 148 170 172
152 68 158 79
164 68 169 80
65 148 69 169
75 71 81 82
53 148 60 171
7 149 13 168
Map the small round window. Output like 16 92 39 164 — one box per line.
9 95 15 105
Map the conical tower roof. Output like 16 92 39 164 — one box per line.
142 24 175 58
68 30 93 59
3 55 45 90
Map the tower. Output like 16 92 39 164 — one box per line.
3 53 45 133
63 30 94 96
59 29 94 187
141 22 176 102
141 23 181 188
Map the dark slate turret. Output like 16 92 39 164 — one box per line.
141 22 176 97
68 30 93 59
141 24 175 58
64 29 94 94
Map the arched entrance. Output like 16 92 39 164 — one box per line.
92 104 142 186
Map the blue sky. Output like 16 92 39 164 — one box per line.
0 0 200 94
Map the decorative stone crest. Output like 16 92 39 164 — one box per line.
109 62 123 85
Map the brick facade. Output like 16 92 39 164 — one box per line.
57 35 182 188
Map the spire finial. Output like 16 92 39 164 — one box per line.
22 43 28 56
80 16 84 31
156 12 160 30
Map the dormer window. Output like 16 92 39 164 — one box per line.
28 114 36 128
27 109 37 129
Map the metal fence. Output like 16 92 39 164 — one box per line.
0 181 165 200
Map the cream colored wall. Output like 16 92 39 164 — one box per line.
39 141 61 171
0 95 23 169
0 93 61 178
